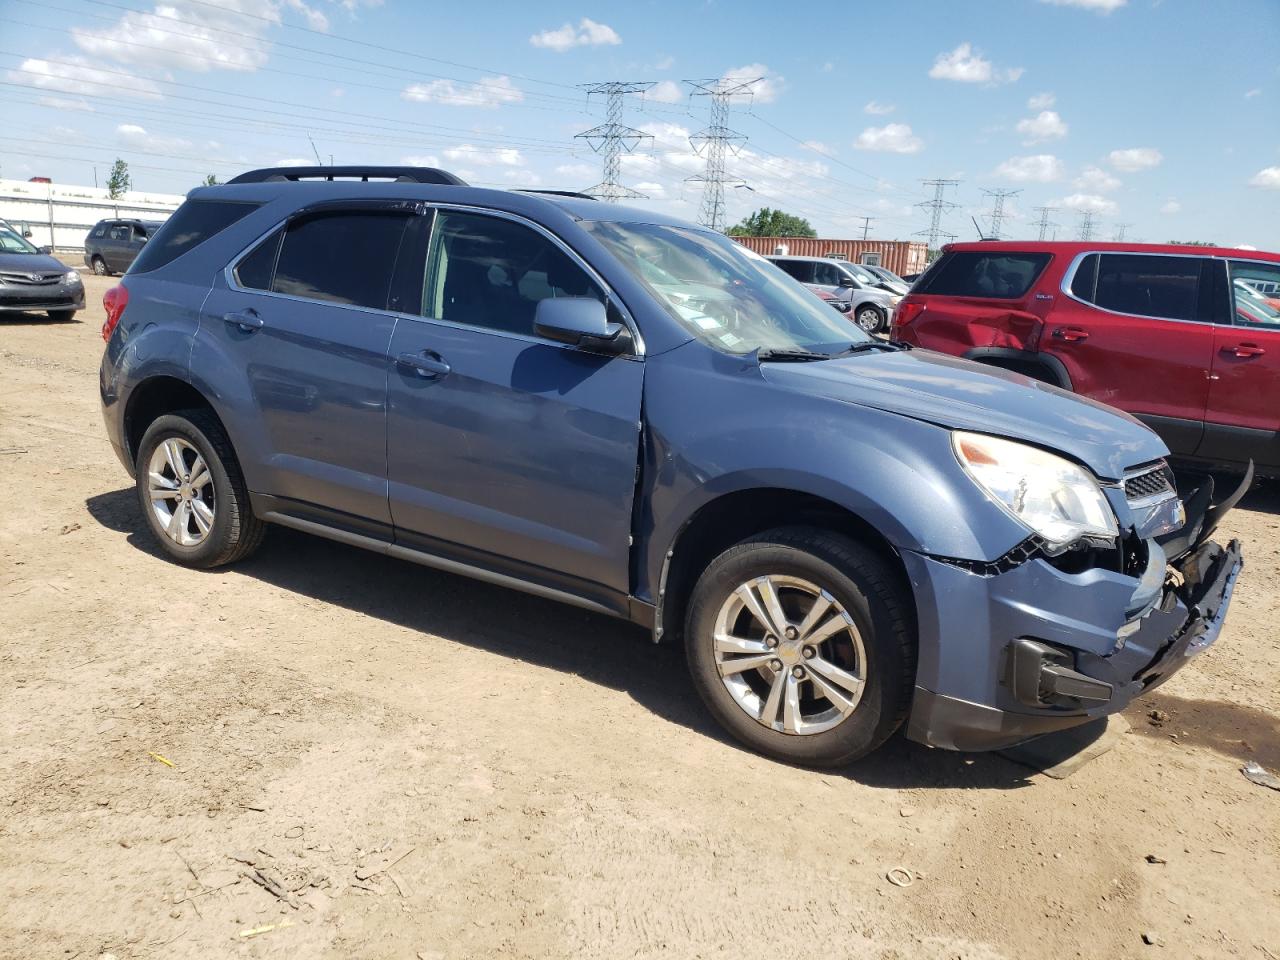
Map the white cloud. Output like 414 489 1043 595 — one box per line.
1108 147 1163 171
1250 167 1280 189
648 80 683 104
443 144 524 167
400 154 440 167
651 54 674 71
803 140 835 156
864 100 896 115
555 162 596 180
116 123 197 155
995 154 1063 182
275 157 311 167
1039 0 1126 11
928 43 1022 85
38 95 94 112
1073 165 1120 192
7 56 161 100
1245 88 1261 99
1055 193 1118 215
1160 199 1181 214
854 123 922 154
1028 92 1056 110
1016 110 1068 144
720 63 784 104
401 76 523 109
529 18 620 52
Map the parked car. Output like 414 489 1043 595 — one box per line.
892 241 1280 474
0 225 84 321
851 263 911 296
766 254 900 332
99 167 1243 767
84 218 167 276
811 287 853 313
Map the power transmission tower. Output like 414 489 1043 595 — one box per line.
855 216 875 240
1112 222 1133 242
915 179 961 251
981 188 1020 240
574 82 655 202
1031 205 1059 241
685 77 758 231
1077 210 1097 241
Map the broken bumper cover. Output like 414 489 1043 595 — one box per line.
903 534 1244 753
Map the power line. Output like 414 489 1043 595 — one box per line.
855 216 874 240
981 188 1020 240
1112 222 1133 241
575 82 654 202
916 179 960 250
1077 210 1098 241
1031 206 1059 241
685 78 756 232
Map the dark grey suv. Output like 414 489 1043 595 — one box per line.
84 218 167 276
98 166 1244 766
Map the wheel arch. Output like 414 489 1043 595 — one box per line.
963 346 1073 390
123 375 227 467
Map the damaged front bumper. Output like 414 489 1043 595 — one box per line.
904 468 1248 752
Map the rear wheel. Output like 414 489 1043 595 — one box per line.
854 304 885 334
685 527 914 766
91 256 109 276
47 309 76 322
134 410 265 568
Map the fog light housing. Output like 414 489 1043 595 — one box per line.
1005 638 1113 709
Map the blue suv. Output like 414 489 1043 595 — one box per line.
99 166 1245 766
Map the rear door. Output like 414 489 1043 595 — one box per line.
105 224 131 272
1050 252 1216 455
385 207 643 600
198 203 417 529
1201 258 1280 469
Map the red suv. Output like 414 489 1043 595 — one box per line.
893 241 1280 473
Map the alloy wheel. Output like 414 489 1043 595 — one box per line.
712 574 867 735
856 308 881 333
147 437 215 547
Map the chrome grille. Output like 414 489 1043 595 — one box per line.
0 271 63 286
1124 464 1175 501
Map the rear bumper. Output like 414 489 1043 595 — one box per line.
905 535 1243 752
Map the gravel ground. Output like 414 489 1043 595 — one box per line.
1 269 1278 960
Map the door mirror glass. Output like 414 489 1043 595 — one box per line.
838 275 855 288
534 297 630 354
36 245 52 255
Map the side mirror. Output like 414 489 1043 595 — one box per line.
838 276 855 288
534 297 632 355
36 245 52 255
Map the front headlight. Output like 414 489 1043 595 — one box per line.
64 270 80 283
953 432 1117 550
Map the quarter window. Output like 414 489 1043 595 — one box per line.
421 211 602 336
271 211 411 309
131 200 260 274
109 225 130 241
234 227 282 291
772 260 814 283
918 251 1050 299
1229 260 1280 328
1089 254 1202 322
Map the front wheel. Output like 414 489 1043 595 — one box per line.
684 527 915 767
47 309 76 322
854 304 885 334
135 409 265 568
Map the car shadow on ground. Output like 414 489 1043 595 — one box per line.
87 486 1055 790
0 311 81 324
1128 690 1280 770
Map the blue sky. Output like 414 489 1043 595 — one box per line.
1 0 1276 247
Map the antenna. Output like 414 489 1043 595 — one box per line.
971 215 986 240
1031 205 1059 241
981 188 1020 240
574 82 656 202
306 133 322 166
1077 209 1098 241
685 77 759 231
915 178 961 250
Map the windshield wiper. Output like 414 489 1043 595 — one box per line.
755 347 833 363
834 341 910 357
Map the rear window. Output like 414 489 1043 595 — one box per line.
129 199 260 274
917 250 1051 299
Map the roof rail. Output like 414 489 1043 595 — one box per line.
513 189 599 201
227 165 468 186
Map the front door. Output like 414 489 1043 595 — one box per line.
195 206 416 528
385 208 643 598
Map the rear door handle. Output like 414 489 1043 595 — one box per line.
396 351 451 379
1221 343 1265 359
1052 326 1089 342
222 308 264 332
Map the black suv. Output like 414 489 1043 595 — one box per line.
84 218 167 276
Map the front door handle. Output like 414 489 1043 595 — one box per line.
1052 326 1089 342
223 308 264 332
396 351 451 379
1221 343 1265 359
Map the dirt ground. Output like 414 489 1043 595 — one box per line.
2 268 1278 960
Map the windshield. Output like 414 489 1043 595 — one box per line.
0 228 39 255
585 220 871 355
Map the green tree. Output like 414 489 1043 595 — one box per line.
202 174 220 186
728 207 817 238
106 158 131 199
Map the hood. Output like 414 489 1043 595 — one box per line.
0 252 68 276
853 287 897 306
762 348 1167 480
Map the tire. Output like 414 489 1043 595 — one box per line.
854 304 885 334
134 409 265 568
47 309 76 322
91 256 109 276
685 526 915 767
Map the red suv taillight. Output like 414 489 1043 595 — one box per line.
892 299 926 328
102 283 128 341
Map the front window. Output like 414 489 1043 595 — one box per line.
0 228 38 254
1230 260 1280 327
585 220 871 355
